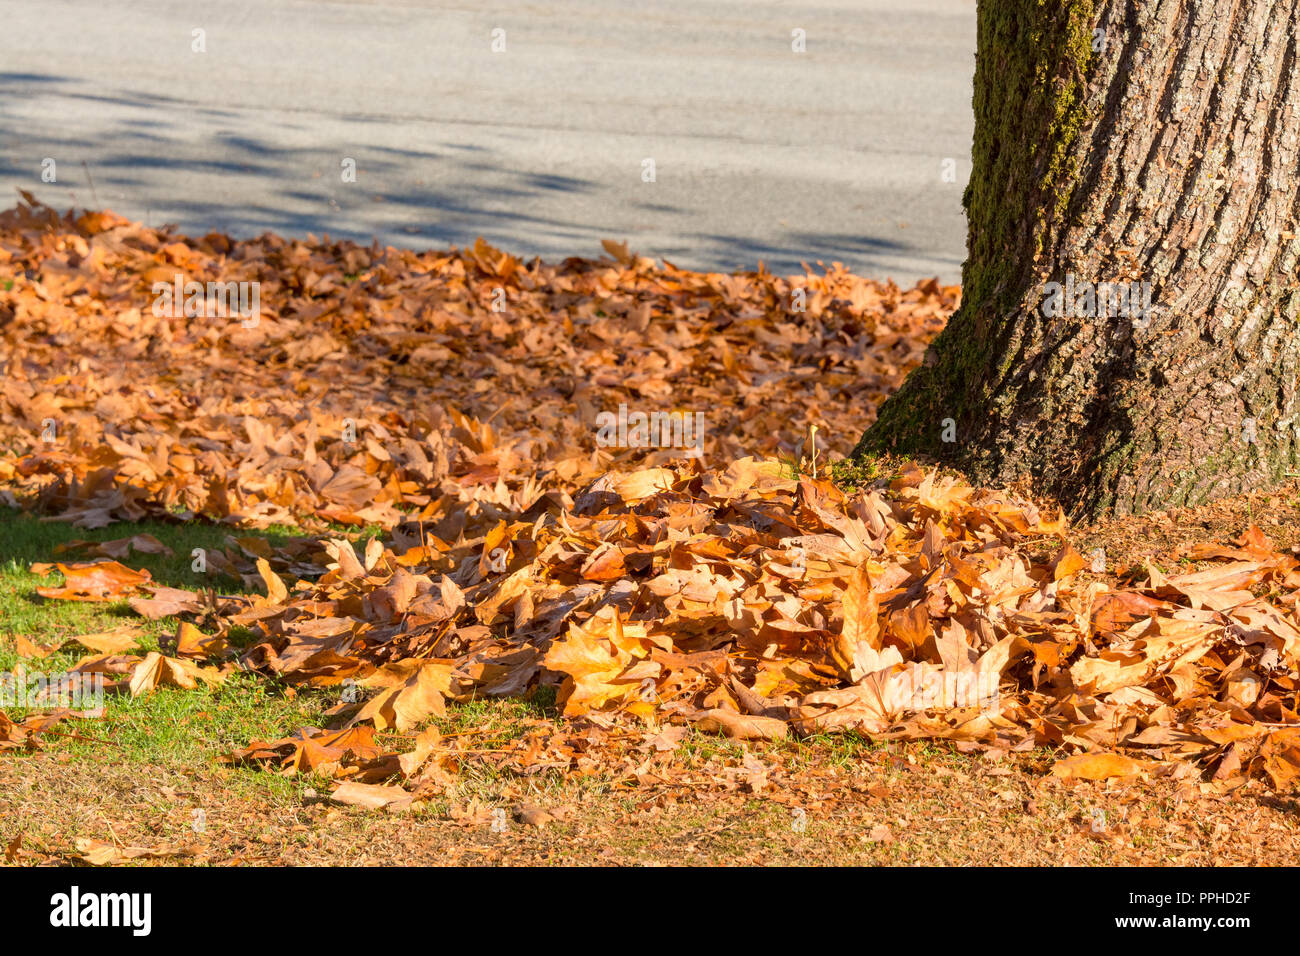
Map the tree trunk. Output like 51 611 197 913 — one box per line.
854 0 1300 518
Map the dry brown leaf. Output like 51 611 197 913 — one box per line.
831 562 882 681
175 621 230 659
255 557 289 605
331 781 415 811
694 709 789 740
75 838 195 865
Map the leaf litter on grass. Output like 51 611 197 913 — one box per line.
3 198 1300 803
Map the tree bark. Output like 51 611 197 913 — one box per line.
854 0 1300 518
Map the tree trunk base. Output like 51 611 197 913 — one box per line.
855 0 1300 519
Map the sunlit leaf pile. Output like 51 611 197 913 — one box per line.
5 196 1300 794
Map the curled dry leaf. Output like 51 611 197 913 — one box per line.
0 709 74 751
224 726 385 774
175 621 230 659
56 534 173 560
128 586 203 620
14 635 61 658
255 557 289 605
831 562 882 682
128 652 224 697
512 803 555 828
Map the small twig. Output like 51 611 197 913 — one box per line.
103 819 125 850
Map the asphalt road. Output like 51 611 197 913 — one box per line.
0 0 975 282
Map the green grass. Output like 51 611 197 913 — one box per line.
0 509 346 785
0 508 309 671
434 688 559 735
677 726 899 775
59 673 329 766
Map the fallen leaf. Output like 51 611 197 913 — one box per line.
1051 752 1148 781
694 709 789 740
35 561 151 601
331 781 415 811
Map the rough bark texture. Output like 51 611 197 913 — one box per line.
855 0 1300 518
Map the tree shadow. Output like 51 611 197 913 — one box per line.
0 71 963 279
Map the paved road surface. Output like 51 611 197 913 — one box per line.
0 0 975 282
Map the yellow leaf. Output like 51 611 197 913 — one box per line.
1050 752 1148 781
256 557 288 604
355 661 451 731
544 611 650 715
70 626 142 654
128 651 223 697
831 563 881 682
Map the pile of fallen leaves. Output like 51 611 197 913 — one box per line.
5 198 1300 799
0 193 944 529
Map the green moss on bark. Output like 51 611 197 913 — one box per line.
854 0 1096 466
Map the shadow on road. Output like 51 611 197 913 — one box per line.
0 71 960 278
